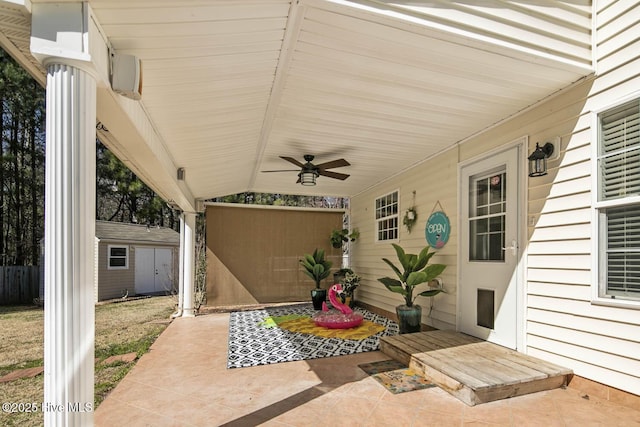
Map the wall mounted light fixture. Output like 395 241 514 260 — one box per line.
528 142 554 177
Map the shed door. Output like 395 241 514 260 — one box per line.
135 248 172 294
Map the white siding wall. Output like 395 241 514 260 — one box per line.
351 1 640 396
525 0 640 396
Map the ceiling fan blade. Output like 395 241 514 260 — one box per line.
261 169 299 173
280 156 304 168
315 158 350 170
318 170 350 180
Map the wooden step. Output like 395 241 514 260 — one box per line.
380 330 573 406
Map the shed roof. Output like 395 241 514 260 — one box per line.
95 220 180 245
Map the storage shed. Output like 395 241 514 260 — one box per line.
94 220 179 302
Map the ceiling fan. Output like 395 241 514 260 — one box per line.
262 155 350 185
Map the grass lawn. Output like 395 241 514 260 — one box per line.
0 296 175 427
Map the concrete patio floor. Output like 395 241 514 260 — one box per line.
95 313 640 427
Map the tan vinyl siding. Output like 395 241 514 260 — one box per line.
94 237 99 303
96 242 134 301
351 148 458 330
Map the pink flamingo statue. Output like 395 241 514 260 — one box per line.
313 284 364 329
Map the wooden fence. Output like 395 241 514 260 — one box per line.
0 266 40 305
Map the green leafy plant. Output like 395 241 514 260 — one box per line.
403 207 417 233
300 248 333 289
330 228 360 248
341 271 360 296
378 243 446 307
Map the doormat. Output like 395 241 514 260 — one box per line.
227 303 398 368
359 360 436 394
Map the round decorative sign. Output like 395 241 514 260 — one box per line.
425 211 450 249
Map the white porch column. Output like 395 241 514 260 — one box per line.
43 63 96 426
181 212 197 317
174 214 185 316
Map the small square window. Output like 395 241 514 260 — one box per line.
375 190 399 242
108 245 129 270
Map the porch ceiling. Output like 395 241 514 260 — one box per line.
0 0 593 205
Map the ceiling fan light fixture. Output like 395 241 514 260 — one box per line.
262 154 350 184
299 169 318 186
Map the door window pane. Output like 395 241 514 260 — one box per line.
469 172 506 261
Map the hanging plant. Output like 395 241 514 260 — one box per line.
330 228 359 248
403 207 417 233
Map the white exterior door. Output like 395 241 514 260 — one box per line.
460 146 521 349
135 247 173 294
153 248 172 292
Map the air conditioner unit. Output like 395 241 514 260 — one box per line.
110 53 142 100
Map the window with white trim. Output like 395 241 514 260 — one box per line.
375 190 399 241
596 97 640 301
108 245 129 270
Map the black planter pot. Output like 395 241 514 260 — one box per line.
396 304 422 334
310 289 327 310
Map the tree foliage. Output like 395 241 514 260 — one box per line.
96 140 179 230
0 49 45 265
0 49 179 266
211 192 347 209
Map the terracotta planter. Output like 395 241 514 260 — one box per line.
396 304 422 334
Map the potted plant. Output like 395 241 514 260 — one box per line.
300 248 333 310
333 267 351 284
333 267 360 308
340 270 360 308
378 243 446 334
330 228 360 248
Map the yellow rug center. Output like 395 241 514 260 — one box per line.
262 315 385 340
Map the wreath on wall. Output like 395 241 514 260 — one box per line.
403 207 417 233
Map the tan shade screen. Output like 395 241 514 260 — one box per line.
206 205 343 306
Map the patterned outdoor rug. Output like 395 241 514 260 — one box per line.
227 303 398 368
359 360 436 394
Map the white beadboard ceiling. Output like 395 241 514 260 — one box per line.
0 0 593 203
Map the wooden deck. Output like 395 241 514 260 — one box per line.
380 330 573 406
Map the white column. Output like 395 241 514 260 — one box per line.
181 212 196 317
174 215 185 316
43 63 96 426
